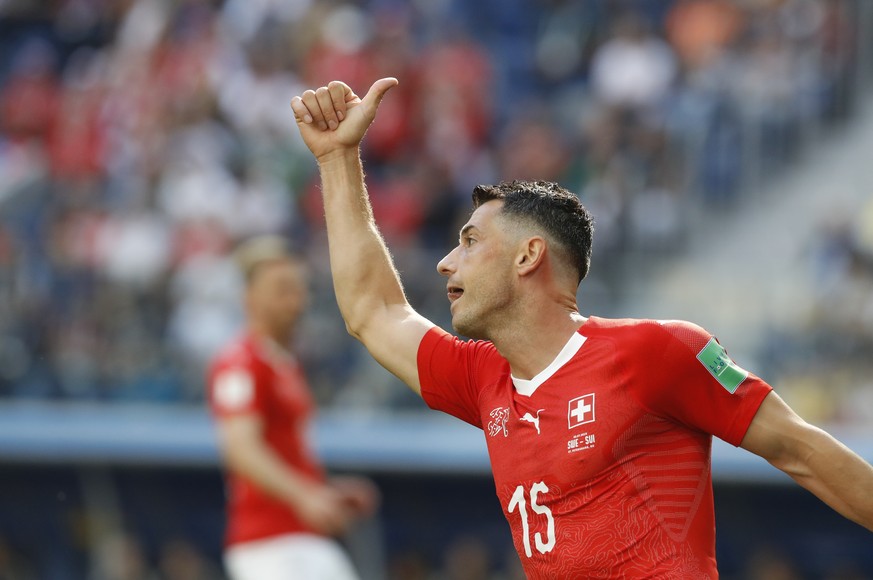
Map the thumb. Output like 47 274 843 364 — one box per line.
361 77 398 115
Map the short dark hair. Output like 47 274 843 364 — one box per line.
472 180 594 283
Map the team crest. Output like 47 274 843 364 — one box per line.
213 369 254 409
568 394 595 429
487 407 511 437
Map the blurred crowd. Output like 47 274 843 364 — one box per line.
761 197 873 426
0 0 865 408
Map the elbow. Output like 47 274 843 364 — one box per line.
341 303 370 340
767 453 810 481
341 300 390 343
218 433 259 477
764 426 824 482
221 441 249 474
344 319 364 341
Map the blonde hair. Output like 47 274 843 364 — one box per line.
231 235 297 284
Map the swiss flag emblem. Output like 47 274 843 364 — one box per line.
568 393 595 429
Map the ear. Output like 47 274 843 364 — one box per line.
515 236 548 277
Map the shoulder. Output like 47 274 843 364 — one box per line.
582 316 713 354
419 327 507 374
208 337 267 412
422 327 503 359
209 335 263 376
581 315 691 339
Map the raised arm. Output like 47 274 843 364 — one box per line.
290 79 434 394
740 391 873 531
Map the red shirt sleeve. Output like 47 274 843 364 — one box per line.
417 327 505 429
631 320 773 447
208 349 267 419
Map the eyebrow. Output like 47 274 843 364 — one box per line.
459 224 479 239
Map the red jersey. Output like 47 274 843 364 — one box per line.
418 316 772 579
207 334 326 547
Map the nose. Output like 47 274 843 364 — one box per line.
437 246 459 277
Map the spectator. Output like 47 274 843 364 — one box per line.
0 0 867 415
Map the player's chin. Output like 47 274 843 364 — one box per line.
451 314 485 341
449 313 466 336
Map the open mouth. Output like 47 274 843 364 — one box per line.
447 286 464 303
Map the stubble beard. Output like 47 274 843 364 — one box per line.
452 310 486 340
450 285 514 341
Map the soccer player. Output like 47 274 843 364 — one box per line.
290 79 873 578
207 236 377 580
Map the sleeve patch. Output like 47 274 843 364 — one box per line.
696 338 748 394
213 369 255 409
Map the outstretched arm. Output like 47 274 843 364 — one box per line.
741 391 873 531
290 79 434 394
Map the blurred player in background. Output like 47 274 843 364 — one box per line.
207 236 377 580
289 78 873 578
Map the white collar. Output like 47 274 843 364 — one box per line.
511 331 588 397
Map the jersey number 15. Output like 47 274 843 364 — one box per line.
508 481 556 557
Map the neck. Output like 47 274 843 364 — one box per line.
488 300 586 380
248 320 293 351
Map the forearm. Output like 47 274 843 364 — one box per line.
775 425 873 531
290 78 431 390
224 438 317 512
317 148 408 337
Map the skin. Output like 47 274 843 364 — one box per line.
215 258 378 536
290 78 873 533
437 202 584 375
246 259 308 346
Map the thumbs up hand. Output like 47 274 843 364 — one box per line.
291 78 399 162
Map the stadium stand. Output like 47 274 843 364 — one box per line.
1 0 872 578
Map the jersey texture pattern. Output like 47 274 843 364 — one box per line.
418 316 772 579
